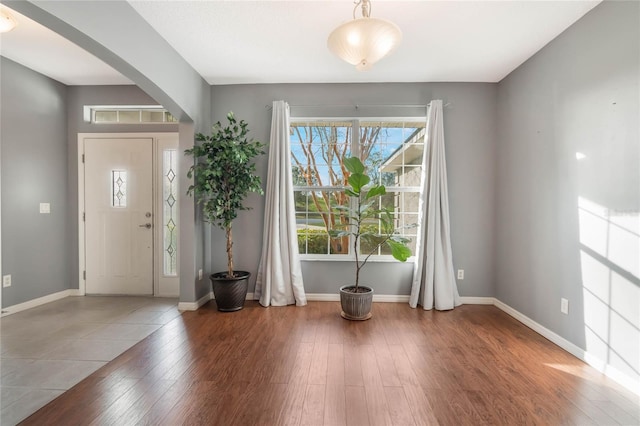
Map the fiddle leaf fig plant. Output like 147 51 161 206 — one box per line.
185 112 265 278
330 156 412 292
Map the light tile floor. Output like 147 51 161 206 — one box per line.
0 296 179 425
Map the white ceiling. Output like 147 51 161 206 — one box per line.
0 1 601 86
0 7 132 85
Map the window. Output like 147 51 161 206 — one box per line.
162 150 178 276
291 119 426 259
87 106 177 124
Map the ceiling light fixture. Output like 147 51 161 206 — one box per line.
0 8 18 33
327 0 402 71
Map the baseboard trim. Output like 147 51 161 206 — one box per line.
306 293 339 302
178 292 211 311
493 299 585 359
179 291 257 310
493 298 640 397
305 293 411 303
1 289 78 317
460 296 494 305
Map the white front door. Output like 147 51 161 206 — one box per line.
84 138 153 295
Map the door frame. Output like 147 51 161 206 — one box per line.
78 132 179 297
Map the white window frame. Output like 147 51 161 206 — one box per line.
291 117 425 261
83 105 177 124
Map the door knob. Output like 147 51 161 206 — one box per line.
139 223 152 229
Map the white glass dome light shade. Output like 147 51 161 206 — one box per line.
327 17 402 71
0 8 18 33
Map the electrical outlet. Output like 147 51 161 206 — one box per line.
39 203 50 214
2 275 11 288
198 269 203 280
457 269 464 280
560 298 569 315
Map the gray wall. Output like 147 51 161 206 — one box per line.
7 0 212 304
66 85 178 291
1 58 69 307
210 83 498 297
496 1 639 382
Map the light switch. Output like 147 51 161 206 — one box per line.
39 203 50 214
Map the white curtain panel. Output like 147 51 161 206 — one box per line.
409 100 462 310
255 100 307 307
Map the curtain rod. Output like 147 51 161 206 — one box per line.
265 103 434 110
265 102 450 110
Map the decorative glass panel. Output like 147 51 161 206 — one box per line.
111 170 127 208
163 150 178 276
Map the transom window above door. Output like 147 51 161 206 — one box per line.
84 106 177 124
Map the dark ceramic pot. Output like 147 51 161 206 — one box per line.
211 271 250 312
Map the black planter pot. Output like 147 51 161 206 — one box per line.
210 271 250 312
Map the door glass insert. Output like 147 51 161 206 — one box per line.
111 170 127 208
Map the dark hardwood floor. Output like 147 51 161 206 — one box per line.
22 302 639 425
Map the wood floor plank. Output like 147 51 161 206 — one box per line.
327 343 345 385
361 349 392 426
343 344 365 386
289 342 314 385
345 385 370 426
277 382 307 426
402 384 439 426
88 377 176 426
324 382 347 426
301 384 326 425
20 303 639 425
308 342 329 385
373 342 402 387
383 386 416 426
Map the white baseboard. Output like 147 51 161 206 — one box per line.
493 298 586 360
305 293 411 303
178 291 256 311
177 292 211 311
460 296 494 305
493 298 640 397
306 293 339 302
1 289 79 317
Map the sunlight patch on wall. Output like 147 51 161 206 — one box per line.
578 196 639 383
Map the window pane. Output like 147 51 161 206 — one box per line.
111 170 127 208
358 190 419 256
163 150 178 276
141 110 165 123
291 122 352 188
119 110 139 123
362 121 426 188
95 110 117 123
294 189 348 255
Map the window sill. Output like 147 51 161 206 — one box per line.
300 256 416 263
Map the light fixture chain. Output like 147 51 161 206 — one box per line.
352 0 372 19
